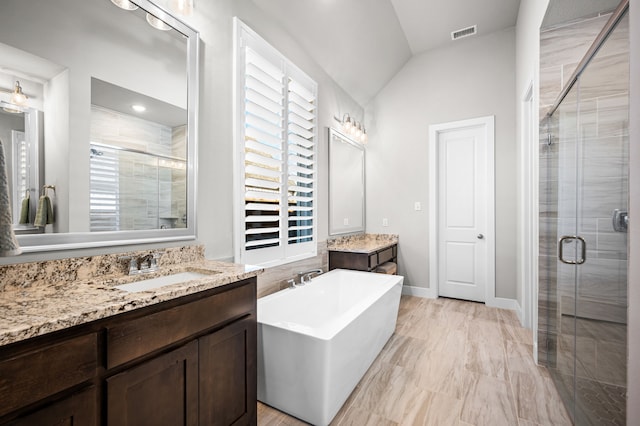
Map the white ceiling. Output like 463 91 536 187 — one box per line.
391 0 521 54
251 0 521 106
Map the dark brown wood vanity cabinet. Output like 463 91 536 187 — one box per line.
0 278 257 426
329 244 398 273
7 387 97 426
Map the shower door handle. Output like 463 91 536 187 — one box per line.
558 235 586 265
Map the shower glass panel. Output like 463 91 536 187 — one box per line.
542 10 628 425
89 144 187 231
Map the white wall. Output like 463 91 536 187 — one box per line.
514 0 550 338
183 0 363 261
628 0 639 420
364 28 517 298
0 0 362 265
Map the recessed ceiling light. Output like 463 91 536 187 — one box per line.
132 104 146 113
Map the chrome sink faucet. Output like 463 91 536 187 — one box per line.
119 252 162 275
136 254 156 272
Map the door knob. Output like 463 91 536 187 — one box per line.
477 234 484 239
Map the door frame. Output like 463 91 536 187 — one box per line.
429 116 496 304
520 81 538 335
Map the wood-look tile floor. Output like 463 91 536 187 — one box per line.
257 295 572 426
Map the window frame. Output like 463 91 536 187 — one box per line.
233 18 318 267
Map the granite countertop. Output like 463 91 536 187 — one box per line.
327 233 398 254
0 260 262 348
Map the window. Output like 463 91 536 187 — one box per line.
233 19 318 267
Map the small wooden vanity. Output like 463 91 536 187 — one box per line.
0 253 260 426
328 234 398 274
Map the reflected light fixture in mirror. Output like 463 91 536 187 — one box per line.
110 0 139 10
9 81 28 106
341 113 367 144
2 81 28 114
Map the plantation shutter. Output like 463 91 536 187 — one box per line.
235 19 318 266
286 74 315 246
243 47 285 251
11 131 28 222
89 144 120 231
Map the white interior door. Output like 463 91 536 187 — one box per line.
430 117 495 302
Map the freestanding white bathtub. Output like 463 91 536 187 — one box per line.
257 268 403 425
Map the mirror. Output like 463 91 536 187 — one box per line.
0 0 198 252
0 102 43 234
328 128 365 235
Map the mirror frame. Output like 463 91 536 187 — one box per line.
16 0 199 253
2 101 43 232
328 127 366 236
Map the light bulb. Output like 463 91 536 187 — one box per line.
360 127 368 143
146 13 172 31
132 104 146 113
110 0 139 10
169 0 193 16
355 122 363 138
343 113 353 132
9 81 27 106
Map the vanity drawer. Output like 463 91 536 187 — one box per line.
0 333 98 417
106 281 255 369
378 247 395 264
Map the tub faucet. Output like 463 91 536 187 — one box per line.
287 278 302 289
299 268 323 284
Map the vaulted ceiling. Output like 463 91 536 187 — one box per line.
251 0 521 106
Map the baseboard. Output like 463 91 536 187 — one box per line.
401 285 437 299
514 300 523 325
486 297 520 312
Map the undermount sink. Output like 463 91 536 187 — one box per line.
114 271 214 293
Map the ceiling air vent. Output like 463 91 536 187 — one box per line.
451 25 477 41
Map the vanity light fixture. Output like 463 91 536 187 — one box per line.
1 81 28 113
169 0 193 16
146 13 172 31
9 81 28 107
342 113 353 133
110 0 139 11
131 104 146 113
340 113 367 144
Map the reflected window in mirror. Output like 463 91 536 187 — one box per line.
328 128 365 235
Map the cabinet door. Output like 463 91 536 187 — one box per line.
107 340 198 426
199 317 256 426
8 386 97 426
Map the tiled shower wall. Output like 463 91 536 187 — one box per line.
90 106 186 230
538 11 629 365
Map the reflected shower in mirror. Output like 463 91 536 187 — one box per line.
328 128 365 235
0 0 199 252
90 78 187 231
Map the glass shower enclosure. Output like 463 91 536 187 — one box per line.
538 4 629 425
